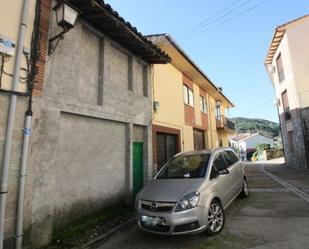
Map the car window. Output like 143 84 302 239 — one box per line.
222 151 240 168
157 154 210 179
210 166 218 180
212 153 226 171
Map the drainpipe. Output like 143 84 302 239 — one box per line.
15 0 41 247
0 1 31 248
15 107 32 249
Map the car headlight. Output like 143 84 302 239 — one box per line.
175 192 200 212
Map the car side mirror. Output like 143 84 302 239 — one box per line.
218 169 229 175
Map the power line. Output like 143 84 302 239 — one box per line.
179 0 250 35
179 0 256 37
178 0 272 40
242 98 274 117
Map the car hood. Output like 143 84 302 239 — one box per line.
140 178 204 202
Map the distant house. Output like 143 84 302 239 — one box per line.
265 14 309 169
230 133 275 160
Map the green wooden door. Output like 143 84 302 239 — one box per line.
133 142 144 198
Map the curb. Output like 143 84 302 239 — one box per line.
80 218 136 249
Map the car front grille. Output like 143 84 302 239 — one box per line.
141 222 170 233
141 200 175 212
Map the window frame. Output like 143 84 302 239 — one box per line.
216 105 221 119
183 85 189 105
222 150 239 168
212 152 227 170
276 53 285 83
210 152 227 180
200 95 208 113
183 84 194 106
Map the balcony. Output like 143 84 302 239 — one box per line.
216 115 235 131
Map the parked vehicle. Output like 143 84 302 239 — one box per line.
135 147 249 235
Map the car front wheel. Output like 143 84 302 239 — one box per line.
206 199 225 236
240 177 249 198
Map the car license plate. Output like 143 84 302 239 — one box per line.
141 215 165 226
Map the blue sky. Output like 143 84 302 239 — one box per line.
106 0 309 123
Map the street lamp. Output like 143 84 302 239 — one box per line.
48 1 79 55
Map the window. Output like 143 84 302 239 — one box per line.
157 154 210 179
200 96 207 113
222 151 239 168
188 89 194 106
183 84 194 106
216 106 221 119
282 90 291 121
276 53 285 83
212 153 226 172
183 85 188 104
210 166 217 180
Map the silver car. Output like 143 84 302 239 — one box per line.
135 147 249 235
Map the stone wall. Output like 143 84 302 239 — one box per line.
263 148 284 161
300 107 309 169
280 108 307 169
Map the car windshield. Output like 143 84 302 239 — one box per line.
157 154 210 179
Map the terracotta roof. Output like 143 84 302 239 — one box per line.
230 133 252 141
66 0 171 64
265 13 309 65
230 132 273 142
147 34 235 108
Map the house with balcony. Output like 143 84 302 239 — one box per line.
265 14 309 169
147 34 235 172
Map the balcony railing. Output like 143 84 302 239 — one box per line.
216 115 235 130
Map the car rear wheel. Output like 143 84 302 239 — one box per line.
240 177 249 198
206 199 225 236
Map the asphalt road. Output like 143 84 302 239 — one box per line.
95 163 309 249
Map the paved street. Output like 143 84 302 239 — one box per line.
95 163 309 249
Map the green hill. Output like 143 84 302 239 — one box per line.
230 117 280 139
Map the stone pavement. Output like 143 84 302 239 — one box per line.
93 163 309 249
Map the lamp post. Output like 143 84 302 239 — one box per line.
48 1 78 55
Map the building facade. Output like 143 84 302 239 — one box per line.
265 14 309 169
148 34 235 172
1 1 169 248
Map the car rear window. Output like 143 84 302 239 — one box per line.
157 154 210 179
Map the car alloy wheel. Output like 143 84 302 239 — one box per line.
207 200 225 235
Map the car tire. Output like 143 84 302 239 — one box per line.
240 177 249 198
206 199 225 236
